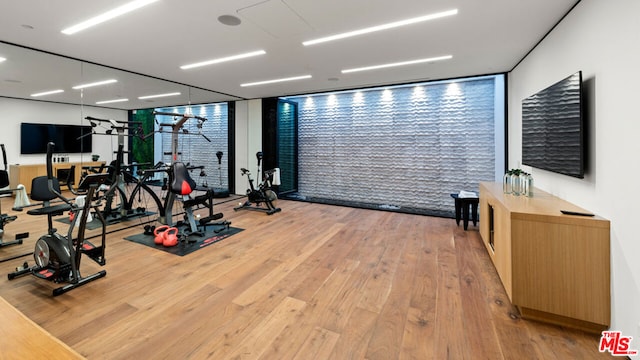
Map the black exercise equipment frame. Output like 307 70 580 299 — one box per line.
8 142 110 296
234 151 281 215
148 111 231 239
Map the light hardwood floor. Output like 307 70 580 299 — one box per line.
0 194 612 359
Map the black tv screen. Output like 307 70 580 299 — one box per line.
20 123 93 154
521 71 584 178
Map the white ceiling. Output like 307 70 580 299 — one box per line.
0 0 579 110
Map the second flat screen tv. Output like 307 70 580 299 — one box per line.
521 71 584 178
20 123 93 154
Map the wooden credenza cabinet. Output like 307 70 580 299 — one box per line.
9 161 105 194
479 182 610 333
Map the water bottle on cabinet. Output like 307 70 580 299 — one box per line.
510 169 522 196
503 170 512 194
524 173 534 197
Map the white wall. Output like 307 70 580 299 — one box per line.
0 98 127 166
510 0 640 352
234 99 262 194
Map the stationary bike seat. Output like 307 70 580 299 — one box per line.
27 203 72 217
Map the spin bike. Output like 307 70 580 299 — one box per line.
234 151 281 215
8 142 111 296
80 116 165 224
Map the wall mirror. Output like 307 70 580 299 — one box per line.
1 40 237 193
0 41 241 111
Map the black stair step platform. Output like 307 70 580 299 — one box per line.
32 266 60 280
81 241 105 265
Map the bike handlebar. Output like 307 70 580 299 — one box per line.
85 116 144 140
1 144 7 171
46 142 54 180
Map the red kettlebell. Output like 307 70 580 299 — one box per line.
153 225 170 245
163 227 179 247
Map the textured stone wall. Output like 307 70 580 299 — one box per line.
286 78 497 214
155 103 229 189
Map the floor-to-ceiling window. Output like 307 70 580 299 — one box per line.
283 75 505 216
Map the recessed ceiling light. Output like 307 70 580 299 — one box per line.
240 75 312 87
61 0 161 35
0 57 6 63
72 79 117 89
218 15 242 26
341 55 452 73
180 50 266 70
31 89 65 97
96 98 129 105
303 9 458 46
138 92 181 99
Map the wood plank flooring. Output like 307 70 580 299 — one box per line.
0 194 612 359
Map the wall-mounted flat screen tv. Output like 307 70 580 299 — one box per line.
20 123 93 154
521 71 584 178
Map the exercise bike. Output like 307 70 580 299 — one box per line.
8 142 111 296
234 151 281 215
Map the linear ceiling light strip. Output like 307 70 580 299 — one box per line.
96 98 129 104
138 92 181 99
241 75 312 87
303 9 458 46
181 50 267 70
31 89 65 97
72 79 118 89
342 55 452 73
61 0 161 35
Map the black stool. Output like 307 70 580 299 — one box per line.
450 193 479 230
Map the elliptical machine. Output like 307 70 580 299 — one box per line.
8 142 110 296
234 151 281 215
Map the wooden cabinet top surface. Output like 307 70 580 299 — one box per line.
0 296 85 359
480 182 609 228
